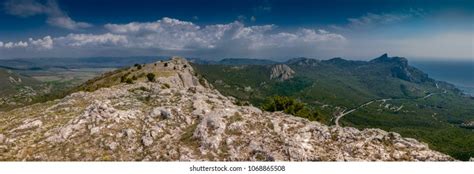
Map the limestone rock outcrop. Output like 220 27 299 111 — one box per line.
270 64 295 81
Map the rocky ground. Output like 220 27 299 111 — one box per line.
0 57 453 161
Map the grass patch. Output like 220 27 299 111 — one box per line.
180 123 199 147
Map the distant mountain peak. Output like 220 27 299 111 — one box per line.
285 57 319 66
326 57 349 63
328 57 344 61
371 53 390 62
366 54 434 83
370 53 408 65
217 58 278 65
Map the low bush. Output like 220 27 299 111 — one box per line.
134 64 142 70
262 96 321 121
146 73 156 82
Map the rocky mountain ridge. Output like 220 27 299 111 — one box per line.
0 57 453 161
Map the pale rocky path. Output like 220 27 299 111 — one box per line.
0 57 453 161
334 89 447 127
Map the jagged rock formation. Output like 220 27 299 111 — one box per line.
0 57 453 161
370 53 431 83
270 64 295 81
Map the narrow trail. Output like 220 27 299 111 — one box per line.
334 89 446 127
334 99 386 127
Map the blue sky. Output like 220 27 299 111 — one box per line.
0 0 472 60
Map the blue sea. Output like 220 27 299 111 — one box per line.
411 60 474 96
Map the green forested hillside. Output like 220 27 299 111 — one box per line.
0 68 43 110
193 54 474 160
0 68 71 111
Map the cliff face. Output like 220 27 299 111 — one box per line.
0 57 453 161
270 64 295 81
370 54 431 83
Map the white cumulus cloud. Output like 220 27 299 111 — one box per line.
101 17 346 53
1 17 347 59
29 36 53 49
54 33 128 47
0 41 28 49
1 36 52 50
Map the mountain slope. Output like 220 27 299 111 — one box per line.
0 68 45 110
193 54 474 160
0 57 452 161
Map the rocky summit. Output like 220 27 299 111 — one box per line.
0 57 453 161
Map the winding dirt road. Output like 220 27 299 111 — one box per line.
334 91 444 127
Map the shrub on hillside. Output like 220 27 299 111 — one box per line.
146 73 156 82
262 96 321 121
120 75 127 83
134 64 142 70
125 78 133 84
